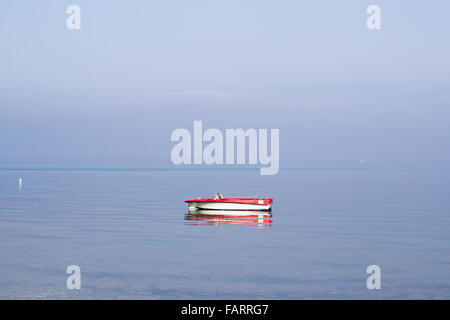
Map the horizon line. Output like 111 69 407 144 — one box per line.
0 166 392 172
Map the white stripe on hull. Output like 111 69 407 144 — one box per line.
193 209 272 216
188 202 272 211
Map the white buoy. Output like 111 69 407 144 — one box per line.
19 177 23 186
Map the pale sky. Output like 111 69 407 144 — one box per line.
1 1 449 168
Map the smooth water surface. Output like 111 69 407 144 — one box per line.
0 168 449 299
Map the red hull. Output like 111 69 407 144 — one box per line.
185 198 273 205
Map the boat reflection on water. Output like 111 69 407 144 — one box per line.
185 210 273 228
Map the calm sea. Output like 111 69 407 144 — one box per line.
0 168 449 299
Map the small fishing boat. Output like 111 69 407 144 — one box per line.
185 192 273 211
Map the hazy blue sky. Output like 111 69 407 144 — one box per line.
1 1 449 168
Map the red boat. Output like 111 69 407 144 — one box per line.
185 192 273 212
